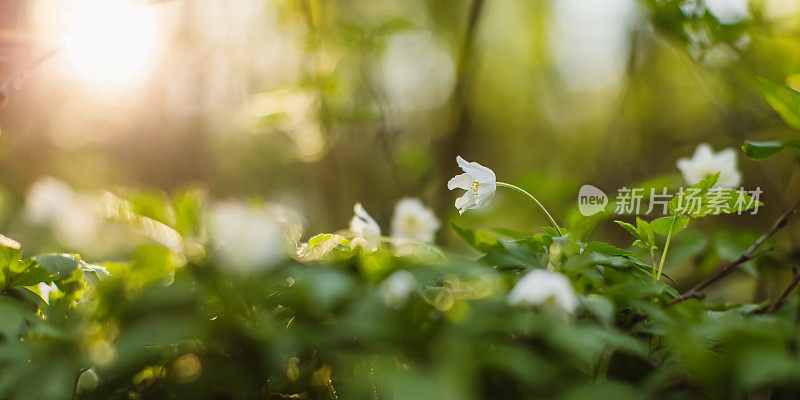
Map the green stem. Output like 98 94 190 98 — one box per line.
655 216 677 284
496 182 563 236
650 247 656 286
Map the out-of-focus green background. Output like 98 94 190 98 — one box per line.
1 0 799 298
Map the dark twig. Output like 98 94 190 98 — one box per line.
0 45 62 108
672 201 800 304
768 267 800 314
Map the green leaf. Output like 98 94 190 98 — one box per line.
0 234 22 273
757 77 800 129
0 297 30 337
452 223 502 253
541 226 565 237
33 254 83 280
742 141 793 161
651 216 690 236
614 221 643 241
669 172 720 215
585 242 636 257
636 217 655 246
11 261 52 287
308 233 351 247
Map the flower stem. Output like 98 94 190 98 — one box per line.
655 216 677 284
650 247 656 286
496 182 563 236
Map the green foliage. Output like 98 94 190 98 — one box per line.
744 79 800 160
0 180 796 400
757 77 800 130
742 140 800 161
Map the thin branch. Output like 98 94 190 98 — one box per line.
0 45 63 108
768 267 800 314
672 201 800 304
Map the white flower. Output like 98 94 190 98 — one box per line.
447 156 496 214
390 198 441 243
676 143 742 188
349 203 381 251
507 269 579 313
209 201 284 272
25 177 103 250
380 270 416 308
52 194 103 250
24 176 75 224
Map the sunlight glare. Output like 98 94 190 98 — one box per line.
64 0 158 88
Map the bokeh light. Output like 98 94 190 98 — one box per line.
63 0 159 88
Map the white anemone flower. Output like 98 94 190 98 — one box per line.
447 156 497 214
390 198 440 243
209 201 284 272
380 270 416 308
349 203 381 251
507 269 579 314
676 143 742 188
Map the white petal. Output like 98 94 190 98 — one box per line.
455 192 476 214
447 173 473 190
718 170 742 188
694 143 714 161
350 203 381 236
507 270 578 313
475 183 496 208
456 156 496 183
390 197 441 243
716 147 737 165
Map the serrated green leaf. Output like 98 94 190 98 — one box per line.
669 172 721 215
651 216 689 236
615 220 643 241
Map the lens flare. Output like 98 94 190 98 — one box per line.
64 0 158 88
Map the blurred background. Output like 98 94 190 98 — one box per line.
1 0 800 300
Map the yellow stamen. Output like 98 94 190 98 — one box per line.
471 181 481 198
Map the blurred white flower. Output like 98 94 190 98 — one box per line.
706 0 749 24
447 156 497 214
209 201 284 272
507 269 579 313
349 203 381 251
380 270 416 308
53 194 103 250
676 143 741 188
390 198 440 243
24 176 74 224
25 177 103 250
